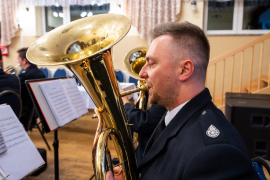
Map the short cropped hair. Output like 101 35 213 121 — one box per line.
17 47 30 63
150 21 210 82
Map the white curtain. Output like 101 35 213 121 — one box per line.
123 0 181 44
1 0 20 46
182 0 233 1
2 0 233 47
19 0 122 6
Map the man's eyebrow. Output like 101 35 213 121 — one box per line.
145 55 154 62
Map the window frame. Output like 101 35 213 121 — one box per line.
204 0 270 35
236 0 270 35
42 4 114 34
42 6 68 34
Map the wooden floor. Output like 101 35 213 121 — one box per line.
25 110 112 180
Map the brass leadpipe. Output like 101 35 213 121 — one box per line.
120 83 148 97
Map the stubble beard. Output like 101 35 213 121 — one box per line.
149 90 161 105
149 88 177 108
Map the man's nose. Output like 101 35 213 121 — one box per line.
139 65 148 79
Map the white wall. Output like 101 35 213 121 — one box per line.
18 6 36 36
178 1 204 28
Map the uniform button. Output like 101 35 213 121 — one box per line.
202 110 206 115
139 173 141 178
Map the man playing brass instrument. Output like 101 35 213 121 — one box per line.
107 22 257 179
16 48 46 130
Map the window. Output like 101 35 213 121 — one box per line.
70 4 110 22
204 0 270 35
44 6 63 32
43 4 110 34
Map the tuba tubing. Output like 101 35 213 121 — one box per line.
120 84 148 97
66 49 137 179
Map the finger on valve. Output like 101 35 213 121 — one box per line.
114 165 124 180
106 171 115 180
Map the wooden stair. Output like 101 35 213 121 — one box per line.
206 32 270 112
213 76 270 113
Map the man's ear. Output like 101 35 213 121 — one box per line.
179 59 194 81
23 58 28 64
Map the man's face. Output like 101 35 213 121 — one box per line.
17 54 25 69
139 35 180 107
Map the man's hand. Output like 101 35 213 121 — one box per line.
106 171 115 180
121 95 130 105
5 70 11 74
106 166 124 180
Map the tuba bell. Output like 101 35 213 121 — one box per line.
26 14 142 180
124 47 149 110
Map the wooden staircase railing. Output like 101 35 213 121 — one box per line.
206 32 270 108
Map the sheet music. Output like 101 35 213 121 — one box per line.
0 105 44 180
39 80 77 126
0 125 7 155
61 78 88 117
0 166 10 180
28 81 59 131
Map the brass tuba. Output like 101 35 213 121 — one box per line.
26 14 146 180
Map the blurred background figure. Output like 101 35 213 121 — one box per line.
0 67 20 94
16 47 46 130
0 46 20 94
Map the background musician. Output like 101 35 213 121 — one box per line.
121 94 166 166
107 21 257 180
0 67 20 94
16 47 46 130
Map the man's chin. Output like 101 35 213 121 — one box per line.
149 96 159 105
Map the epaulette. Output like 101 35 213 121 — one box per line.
199 109 229 146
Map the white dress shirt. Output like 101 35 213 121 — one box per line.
164 101 189 126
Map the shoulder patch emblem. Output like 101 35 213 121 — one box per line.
206 125 220 138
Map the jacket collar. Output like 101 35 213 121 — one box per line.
0 68 5 75
139 88 212 168
23 64 37 73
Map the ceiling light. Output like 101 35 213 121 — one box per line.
59 12 64 18
53 12 58 17
87 12 93 17
80 12 87 17
190 1 197 11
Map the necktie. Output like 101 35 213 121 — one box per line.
152 118 166 144
144 118 166 154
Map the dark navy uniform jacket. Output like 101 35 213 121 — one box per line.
0 68 20 94
19 64 45 130
124 103 167 166
137 88 257 180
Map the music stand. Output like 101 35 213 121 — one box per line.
25 77 79 180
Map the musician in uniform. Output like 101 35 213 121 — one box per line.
17 47 46 130
107 21 257 179
0 67 20 94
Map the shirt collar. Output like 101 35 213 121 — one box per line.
164 100 189 126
